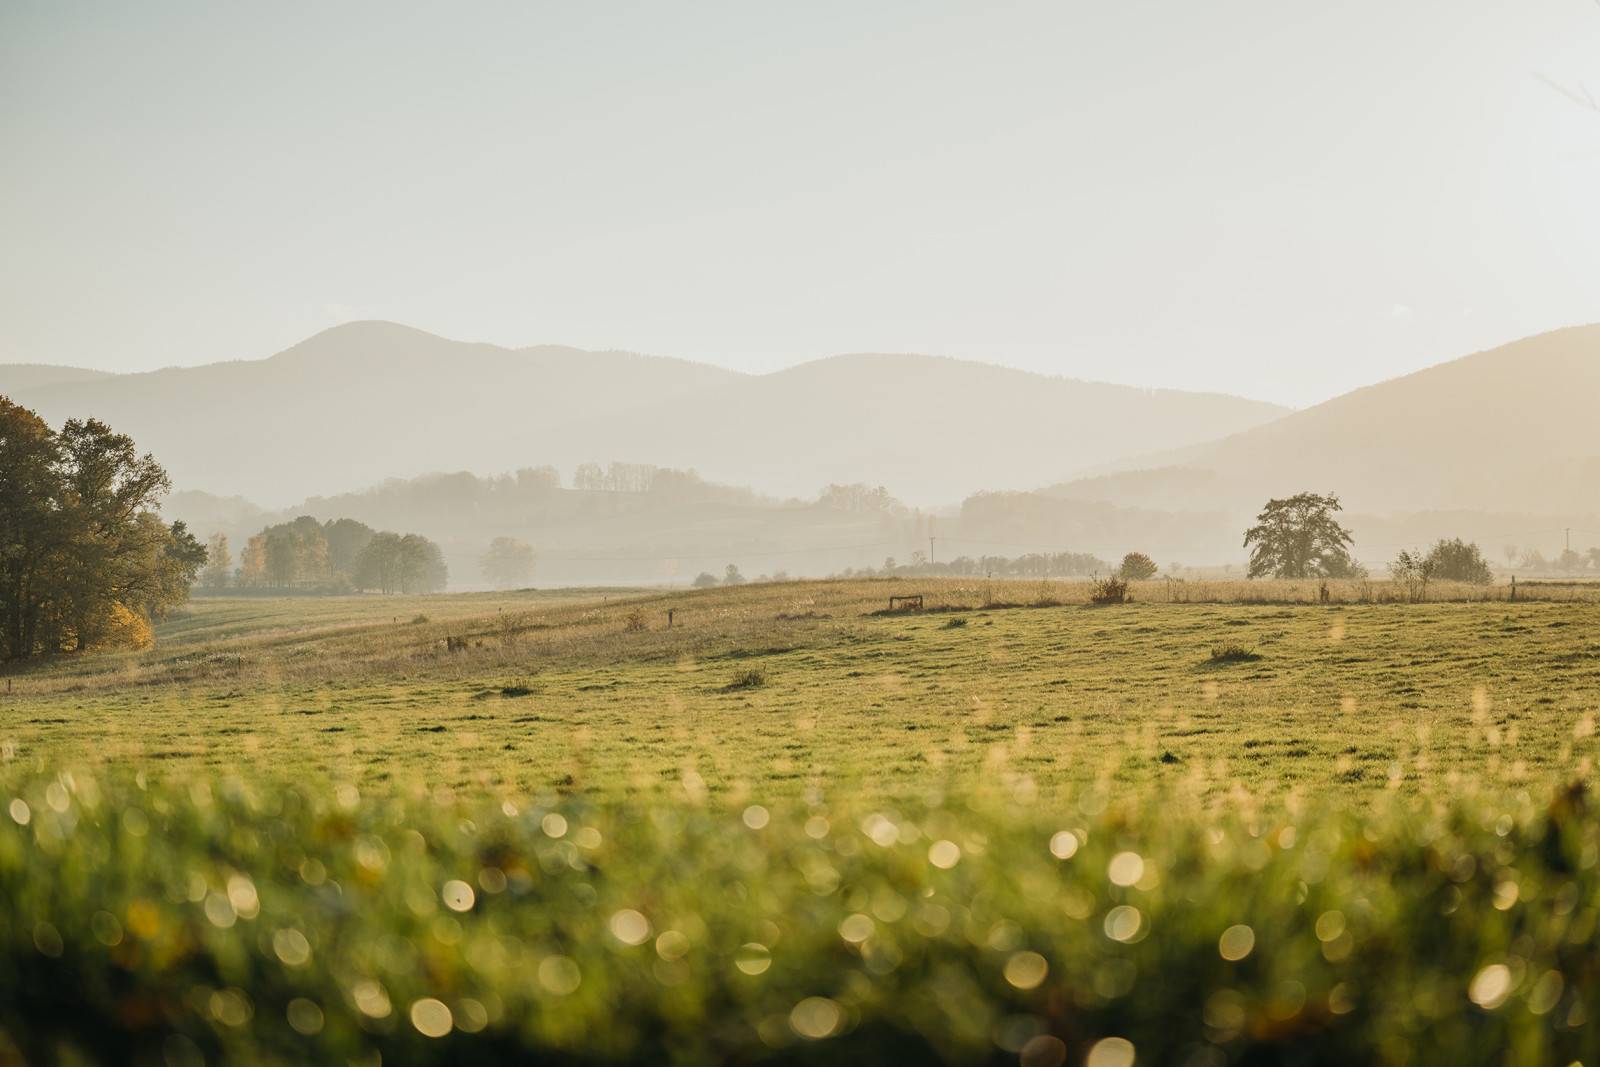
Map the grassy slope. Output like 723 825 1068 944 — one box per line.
5 579 1598 801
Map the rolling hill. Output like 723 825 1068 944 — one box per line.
1 323 743 505
1043 325 1600 516
592 353 1287 505
0 364 113 391
0 321 1287 505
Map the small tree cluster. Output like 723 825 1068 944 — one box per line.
690 564 746 588
572 462 742 499
234 517 446 593
816 483 903 514
1391 538 1494 598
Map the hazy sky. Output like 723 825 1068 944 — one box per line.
4 0 1599 406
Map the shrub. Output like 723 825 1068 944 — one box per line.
94 604 154 652
1208 642 1262 664
726 667 766 690
623 609 648 632
1390 550 1432 602
1118 552 1158 581
1089 576 1129 605
1425 538 1494 585
691 572 719 589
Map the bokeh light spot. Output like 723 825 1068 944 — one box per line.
411 997 453 1038
1086 1036 1136 1067
1218 925 1255 961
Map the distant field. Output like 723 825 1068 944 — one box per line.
5 578 1599 800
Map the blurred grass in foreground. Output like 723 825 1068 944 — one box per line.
3 771 1599 1065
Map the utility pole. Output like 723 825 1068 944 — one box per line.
929 536 936 565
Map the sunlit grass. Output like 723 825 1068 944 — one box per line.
2 769 1597 1064
3 580 1598 801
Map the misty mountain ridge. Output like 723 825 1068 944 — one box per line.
13 321 1598 584
0 320 1287 506
0 364 114 391
1041 324 1600 516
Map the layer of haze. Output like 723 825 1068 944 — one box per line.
4 0 1599 406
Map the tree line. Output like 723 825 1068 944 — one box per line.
834 550 1112 580
1501 546 1600 574
1 398 204 661
200 517 447 594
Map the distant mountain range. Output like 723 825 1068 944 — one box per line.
7 321 1597 577
0 321 1287 506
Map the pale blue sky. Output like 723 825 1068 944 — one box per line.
4 0 1599 405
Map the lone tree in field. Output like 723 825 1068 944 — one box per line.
480 536 535 590
1118 552 1158 581
1243 492 1360 579
0 397 205 661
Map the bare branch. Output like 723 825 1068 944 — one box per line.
1536 72 1600 114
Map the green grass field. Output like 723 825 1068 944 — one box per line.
6 579 1599 800
4 579 1600 1065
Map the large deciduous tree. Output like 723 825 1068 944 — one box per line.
323 518 375 577
398 534 448 594
1 397 203 661
354 532 405 594
1243 493 1361 579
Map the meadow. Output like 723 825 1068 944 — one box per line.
4 578 1600 1065
4 578 1599 801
